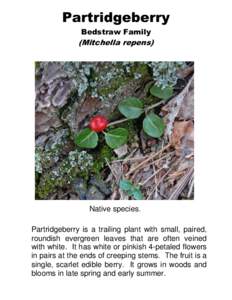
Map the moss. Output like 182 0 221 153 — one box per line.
98 75 130 97
36 164 78 199
90 62 132 100
92 144 114 175
78 170 90 181
36 174 58 199
128 62 150 79
97 63 149 97
36 149 93 199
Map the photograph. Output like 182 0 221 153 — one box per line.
35 61 194 200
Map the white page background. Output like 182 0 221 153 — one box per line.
1 0 231 299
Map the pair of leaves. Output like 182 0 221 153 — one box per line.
75 128 128 149
119 97 165 138
119 179 144 200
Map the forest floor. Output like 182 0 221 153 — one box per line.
35 62 194 200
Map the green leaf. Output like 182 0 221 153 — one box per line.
118 97 144 119
150 85 173 100
105 128 128 149
143 112 165 138
132 188 144 200
75 128 98 148
119 180 144 199
119 179 133 191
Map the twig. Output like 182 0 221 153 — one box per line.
134 152 174 184
147 167 173 200
141 167 164 186
105 158 118 182
112 150 174 165
144 99 166 114
159 140 166 159
112 155 148 163
187 174 194 198
131 168 142 181
168 167 194 200
125 143 171 176
147 157 182 200
151 151 175 166
107 117 128 127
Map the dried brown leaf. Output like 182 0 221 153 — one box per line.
170 121 194 157
178 88 194 120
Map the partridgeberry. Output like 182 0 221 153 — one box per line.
89 115 108 132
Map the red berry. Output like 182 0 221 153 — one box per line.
89 115 108 132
